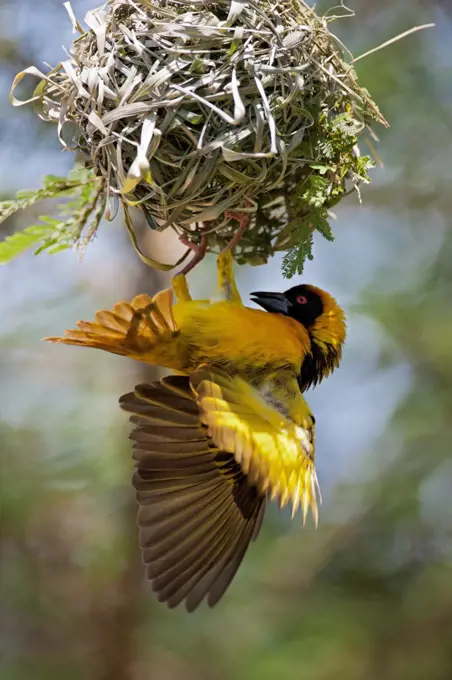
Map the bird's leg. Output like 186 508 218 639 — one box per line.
172 272 192 302
176 205 250 299
177 232 208 277
216 249 241 303
216 205 251 303
222 206 250 254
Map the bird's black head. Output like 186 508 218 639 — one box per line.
250 285 324 328
250 284 346 391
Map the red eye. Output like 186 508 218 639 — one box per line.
296 295 308 305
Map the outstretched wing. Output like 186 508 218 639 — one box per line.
119 375 265 612
190 365 319 523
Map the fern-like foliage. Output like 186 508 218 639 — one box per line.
0 167 105 265
280 111 374 277
281 225 314 278
0 111 374 274
0 225 53 264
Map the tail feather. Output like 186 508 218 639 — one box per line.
44 288 179 364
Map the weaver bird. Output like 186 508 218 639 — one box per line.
46 251 346 610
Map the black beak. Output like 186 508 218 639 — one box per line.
249 291 290 315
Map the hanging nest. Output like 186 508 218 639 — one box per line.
11 0 388 276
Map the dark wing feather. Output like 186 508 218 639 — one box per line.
119 374 265 611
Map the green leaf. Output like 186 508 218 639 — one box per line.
0 163 105 264
45 243 72 255
316 218 335 242
310 164 330 175
280 206 335 278
0 165 99 227
0 225 52 264
282 233 314 279
43 174 67 188
67 165 96 183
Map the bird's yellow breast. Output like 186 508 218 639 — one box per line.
173 301 311 377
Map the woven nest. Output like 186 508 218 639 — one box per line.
15 0 387 272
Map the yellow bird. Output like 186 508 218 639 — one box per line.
46 252 346 610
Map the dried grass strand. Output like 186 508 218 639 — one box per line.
10 0 389 266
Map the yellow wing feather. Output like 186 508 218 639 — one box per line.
190 366 319 523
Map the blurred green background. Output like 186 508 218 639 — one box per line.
1 1 451 679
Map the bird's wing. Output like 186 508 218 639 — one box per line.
119 375 265 612
190 365 319 523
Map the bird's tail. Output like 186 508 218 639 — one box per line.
45 288 181 368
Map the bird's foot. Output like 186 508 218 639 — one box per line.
178 233 208 276
222 205 251 254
